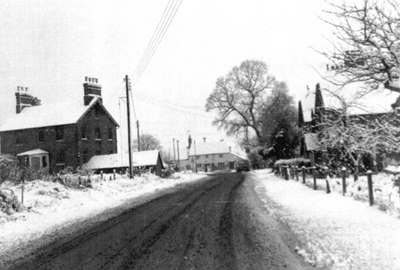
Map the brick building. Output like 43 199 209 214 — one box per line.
298 83 397 169
0 77 118 172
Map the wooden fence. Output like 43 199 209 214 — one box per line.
276 165 377 206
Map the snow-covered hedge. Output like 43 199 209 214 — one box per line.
274 158 311 167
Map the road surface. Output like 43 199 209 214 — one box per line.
7 173 312 270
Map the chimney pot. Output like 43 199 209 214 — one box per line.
83 76 102 105
15 86 41 113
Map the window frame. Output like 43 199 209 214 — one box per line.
94 127 101 140
38 129 45 142
81 126 88 140
55 126 64 141
56 150 66 164
15 131 23 145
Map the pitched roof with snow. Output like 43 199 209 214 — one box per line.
0 97 118 132
83 150 163 170
191 142 230 156
177 141 247 160
17 149 48 156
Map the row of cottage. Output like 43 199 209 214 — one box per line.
0 77 246 175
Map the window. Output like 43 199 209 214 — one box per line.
38 129 44 142
42 156 48 167
15 132 23 145
82 149 89 163
55 126 64 140
219 154 224 158
95 127 101 139
95 141 102 155
56 151 65 163
205 155 209 158
81 126 87 139
94 106 101 118
108 127 113 140
196 156 200 160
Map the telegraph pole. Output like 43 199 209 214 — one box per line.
136 120 141 151
193 139 197 173
172 138 176 163
177 140 180 170
125 75 133 179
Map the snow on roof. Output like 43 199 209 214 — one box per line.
0 97 118 132
83 150 162 170
17 149 48 156
191 142 230 155
304 133 321 151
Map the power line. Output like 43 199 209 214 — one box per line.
135 0 183 81
135 0 175 78
136 0 179 79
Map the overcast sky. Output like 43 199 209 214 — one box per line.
0 0 396 153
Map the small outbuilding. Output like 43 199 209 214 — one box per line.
83 150 164 176
17 148 50 171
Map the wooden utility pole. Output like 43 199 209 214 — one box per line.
172 138 176 163
193 139 197 173
125 75 133 179
177 140 180 170
136 120 140 151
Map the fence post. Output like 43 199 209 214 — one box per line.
324 167 331 194
290 166 294 179
295 166 299 181
302 166 306 184
367 170 374 206
100 170 103 180
284 166 289 180
21 175 25 205
312 166 317 190
341 167 347 195
113 169 116 180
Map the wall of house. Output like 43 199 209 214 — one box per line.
76 102 118 167
0 103 118 173
181 152 244 171
0 124 78 172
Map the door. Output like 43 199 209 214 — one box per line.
31 157 41 170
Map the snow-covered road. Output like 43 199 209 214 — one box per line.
252 169 400 270
0 172 207 267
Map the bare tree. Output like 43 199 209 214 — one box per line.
133 133 161 151
321 0 400 93
205 60 276 143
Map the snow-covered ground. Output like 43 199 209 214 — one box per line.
0 171 207 263
252 169 400 270
300 172 400 216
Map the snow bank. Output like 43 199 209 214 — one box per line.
0 172 206 261
252 169 400 270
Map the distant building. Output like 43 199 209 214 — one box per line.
83 150 165 176
178 141 247 172
0 77 118 172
